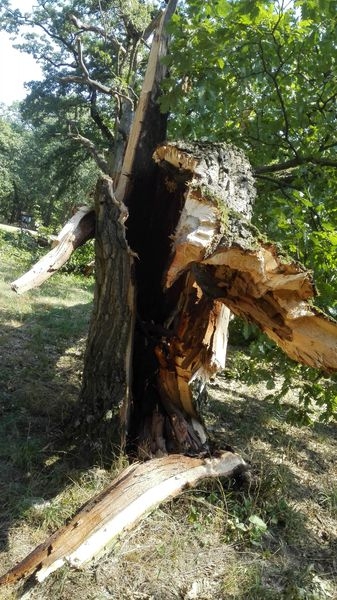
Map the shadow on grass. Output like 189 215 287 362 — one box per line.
0 300 100 556
205 376 337 596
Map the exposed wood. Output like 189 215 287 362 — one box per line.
0 452 246 586
11 207 95 294
198 246 337 371
155 142 337 373
115 0 178 201
152 274 231 453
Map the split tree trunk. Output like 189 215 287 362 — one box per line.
10 0 337 458
78 139 337 458
155 142 337 373
10 141 337 458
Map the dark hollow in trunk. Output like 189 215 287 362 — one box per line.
78 141 257 459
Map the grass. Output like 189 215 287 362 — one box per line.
0 229 336 600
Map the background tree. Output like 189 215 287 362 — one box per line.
0 105 98 228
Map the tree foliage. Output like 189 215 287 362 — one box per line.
1 0 159 175
0 105 98 227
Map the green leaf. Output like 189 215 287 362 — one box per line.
249 515 268 531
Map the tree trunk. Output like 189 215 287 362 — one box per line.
77 177 135 453
5 139 337 586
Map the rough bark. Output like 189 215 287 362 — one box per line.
11 207 95 294
0 452 245 586
78 177 135 452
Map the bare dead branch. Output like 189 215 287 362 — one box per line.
69 13 126 55
11 207 95 294
69 131 110 173
0 452 246 586
255 156 337 174
60 49 133 103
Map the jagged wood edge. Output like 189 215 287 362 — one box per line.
0 452 245 586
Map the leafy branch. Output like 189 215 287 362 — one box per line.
255 156 337 174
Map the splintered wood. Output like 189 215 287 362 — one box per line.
154 142 337 372
11 206 95 294
0 452 245 586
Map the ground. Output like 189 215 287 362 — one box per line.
0 228 336 600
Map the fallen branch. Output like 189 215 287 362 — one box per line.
11 207 95 294
0 452 245 586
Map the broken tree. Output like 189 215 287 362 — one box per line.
3 0 337 587
5 136 337 586
9 0 337 457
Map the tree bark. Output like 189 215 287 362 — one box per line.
77 177 135 453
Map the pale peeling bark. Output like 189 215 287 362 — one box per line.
11 207 95 294
0 452 245 586
155 142 337 373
